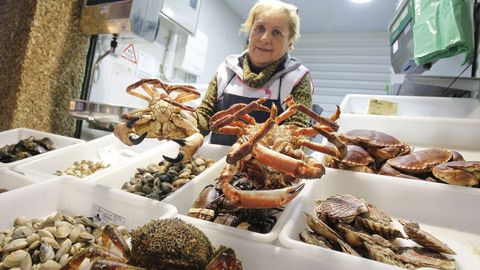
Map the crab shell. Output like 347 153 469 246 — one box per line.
324 145 375 173
386 148 453 174
432 160 480 186
338 129 411 160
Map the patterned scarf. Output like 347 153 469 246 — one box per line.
242 54 287 88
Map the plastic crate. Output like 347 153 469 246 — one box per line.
0 128 84 169
0 176 177 229
279 168 480 270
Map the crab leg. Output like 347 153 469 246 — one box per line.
251 144 325 178
210 97 270 131
280 96 340 131
296 124 346 159
60 246 127 270
91 258 145 270
163 132 204 163
102 224 131 258
226 118 275 164
220 163 305 208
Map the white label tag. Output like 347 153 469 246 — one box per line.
91 204 126 226
97 144 120 164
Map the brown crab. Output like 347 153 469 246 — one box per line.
432 161 480 186
324 144 375 173
114 79 204 163
379 148 465 182
338 129 412 162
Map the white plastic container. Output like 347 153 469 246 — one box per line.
89 142 230 190
335 114 480 160
279 169 480 270
0 128 84 169
0 169 37 193
0 176 177 229
181 215 390 270
14 134 175 182
340 94 480 119
165 158 306 243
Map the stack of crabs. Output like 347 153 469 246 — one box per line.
113 79 347 230
324 129 480 187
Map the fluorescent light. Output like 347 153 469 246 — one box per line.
351 0 372 3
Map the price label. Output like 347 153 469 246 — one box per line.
367 99 398 116
91 204 126 226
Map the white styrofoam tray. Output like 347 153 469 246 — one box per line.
0 128 84 169
339 94 480 119
14 134 174 181
0 176 177 230
0 169 37 193
164 158 307 244
279 168 480 270
89 142 230 191
180 215 389 270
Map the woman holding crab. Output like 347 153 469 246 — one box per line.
196 0 313 146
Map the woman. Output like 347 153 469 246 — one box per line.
196 0 313 146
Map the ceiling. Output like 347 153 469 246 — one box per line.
224 0 398 33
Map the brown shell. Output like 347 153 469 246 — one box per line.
365 203 392 226
363 242 406 268
396 247 456 270
387 148 452 174
340 145 375 166
356 217 404 240
340 129 403 148
316 194 368 224
398 220 456 255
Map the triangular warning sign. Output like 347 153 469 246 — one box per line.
121 43 137 64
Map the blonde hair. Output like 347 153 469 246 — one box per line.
240 0 300 44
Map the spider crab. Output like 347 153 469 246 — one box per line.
209 96 347 209
60 218 242 270
114 79 203 163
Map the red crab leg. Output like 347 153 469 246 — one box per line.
102 224 131 259
210 97 270 131
175 91 201 103
226 118 275 164
220 163 305 208
60 246 127 270
251 144 325 178
141 84 159 100
91 258 145 270
292 125 335 136
216 126 244 136
297 124 347 159
280 96 340 131
125 79 162 101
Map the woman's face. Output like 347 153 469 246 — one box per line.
248 11 291 68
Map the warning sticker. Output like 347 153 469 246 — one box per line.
121 43 137 64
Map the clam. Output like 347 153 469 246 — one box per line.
3 250 29 268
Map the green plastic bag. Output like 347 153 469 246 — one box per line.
412 0 474 65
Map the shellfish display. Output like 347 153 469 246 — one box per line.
0 215 242 270
299 194 457 270
120 155 214 201
0 137 55 163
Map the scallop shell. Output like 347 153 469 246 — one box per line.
398 220 456 255
356 217 404 240
316 194 368 224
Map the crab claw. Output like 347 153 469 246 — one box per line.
113 122 140 146
163 133 204 163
